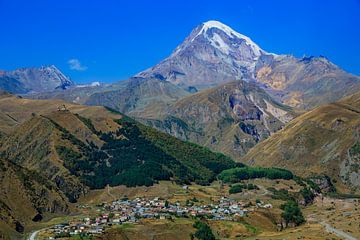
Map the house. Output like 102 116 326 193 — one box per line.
112 218 121 224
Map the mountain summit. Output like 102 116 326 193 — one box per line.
137 20 274 90
172 20 267 59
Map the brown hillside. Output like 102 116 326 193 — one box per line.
242 92 360 192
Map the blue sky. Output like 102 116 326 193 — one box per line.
0 0 359 84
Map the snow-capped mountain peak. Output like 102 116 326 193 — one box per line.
192 20 264 56
139 20 277 89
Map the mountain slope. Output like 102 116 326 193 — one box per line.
0 94 236 235
241 91 360 192
0 157 69 239
141 80 296 159
255 55 360 109
0 94 234 188
0 65 74 94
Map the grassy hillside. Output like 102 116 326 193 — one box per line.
0 157 69 239
241 91 360 192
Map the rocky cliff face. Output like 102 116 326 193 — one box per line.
0 65 74 94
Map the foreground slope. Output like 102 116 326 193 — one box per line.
0 157 69 239
242 91 360 191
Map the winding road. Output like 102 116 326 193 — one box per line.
27 229 41 240
320 221 358 240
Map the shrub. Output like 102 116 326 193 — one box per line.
219 167 293 183
300 187 315 205
268 188 295 202
229 184 243 194
280 201 305 226
192 221 215 240
229 183 259 194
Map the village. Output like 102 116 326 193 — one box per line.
43 195 273 238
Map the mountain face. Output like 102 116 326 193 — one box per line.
0 93 235 235
137 20 274 90
254 55 360 109
0 65 74 94
241 91 360 192
140 80 296 160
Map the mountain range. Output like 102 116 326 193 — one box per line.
2 20 360 162
1 20 360 238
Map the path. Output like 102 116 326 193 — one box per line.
27 229 41 240
107 184 116 199
320 221 358 240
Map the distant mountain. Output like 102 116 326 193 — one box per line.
0 93 235 236
0 65 74 94
241 91 360 192
30 77 190 118
85 77 190 118
140 80 296 159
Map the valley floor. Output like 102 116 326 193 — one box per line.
29 181 360 240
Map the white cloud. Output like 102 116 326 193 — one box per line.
67 58 88 71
